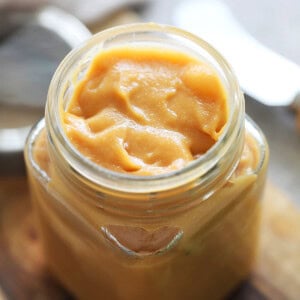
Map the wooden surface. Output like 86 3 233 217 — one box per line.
0 177 299 300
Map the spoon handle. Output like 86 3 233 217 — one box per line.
173 0 300 107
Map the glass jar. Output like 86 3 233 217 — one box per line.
24 23 269 300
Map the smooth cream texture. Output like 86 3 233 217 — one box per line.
62 47 228 175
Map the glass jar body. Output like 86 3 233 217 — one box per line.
25 119 268 300
24 24 269 300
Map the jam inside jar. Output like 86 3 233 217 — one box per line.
25 23 269 300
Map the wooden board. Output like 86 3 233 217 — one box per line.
0 177 299 300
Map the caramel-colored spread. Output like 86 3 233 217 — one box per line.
26 41 268 300
62 47 228 175
30 129 265 300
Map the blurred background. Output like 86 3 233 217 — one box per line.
147 0 300 203
0 0 299 200
0 0 299 299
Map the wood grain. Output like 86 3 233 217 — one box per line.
253 183 300 299
0 177 299 299
0 177 71 300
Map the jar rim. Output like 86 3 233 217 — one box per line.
45 23 244 194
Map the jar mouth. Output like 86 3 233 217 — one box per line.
46 23 244 193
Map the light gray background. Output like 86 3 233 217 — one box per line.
143 0 300 204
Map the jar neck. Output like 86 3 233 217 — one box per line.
45 23 245 216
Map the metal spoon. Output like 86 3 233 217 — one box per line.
0 6 91 174
173 0 300 107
